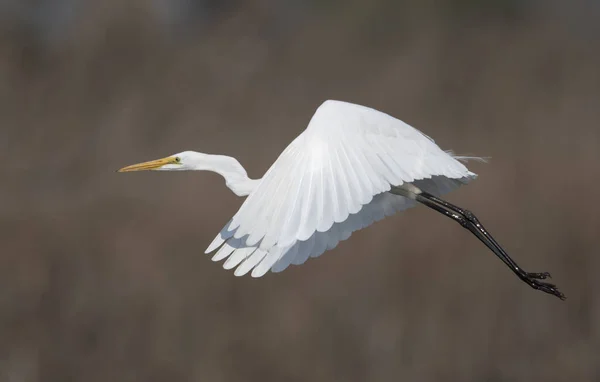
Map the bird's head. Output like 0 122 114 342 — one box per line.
117 151 202 172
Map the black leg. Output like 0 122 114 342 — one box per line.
415 191 565 300
422 194 556 281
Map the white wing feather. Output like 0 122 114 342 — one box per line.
205 100 477 277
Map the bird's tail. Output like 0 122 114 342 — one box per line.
446 150 490 163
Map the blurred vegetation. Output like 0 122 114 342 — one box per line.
1 1 599 381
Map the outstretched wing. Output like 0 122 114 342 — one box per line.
205 100 476 276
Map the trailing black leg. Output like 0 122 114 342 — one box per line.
392 186 565 300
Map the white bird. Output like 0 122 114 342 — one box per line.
118 100 564 299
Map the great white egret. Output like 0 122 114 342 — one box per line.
118 100 564 300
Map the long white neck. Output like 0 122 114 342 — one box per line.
190 153 259 197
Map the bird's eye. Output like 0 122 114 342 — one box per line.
175 157 181 163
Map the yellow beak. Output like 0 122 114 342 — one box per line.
117 156 177 172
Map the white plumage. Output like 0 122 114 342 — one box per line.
119 100 567 300
203 100 475 277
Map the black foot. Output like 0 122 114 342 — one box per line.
524 275 565 300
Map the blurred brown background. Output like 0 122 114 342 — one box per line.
1 0 599 381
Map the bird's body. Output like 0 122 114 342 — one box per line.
204 100 475 277
119 100 564 299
